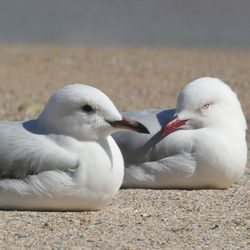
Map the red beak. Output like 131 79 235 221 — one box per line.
161 115 188 136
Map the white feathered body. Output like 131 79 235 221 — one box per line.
113 106 247 189
0 121 124 210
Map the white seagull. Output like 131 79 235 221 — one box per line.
113 77 247 189
0 84 149 211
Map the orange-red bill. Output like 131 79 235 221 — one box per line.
161 115 188 136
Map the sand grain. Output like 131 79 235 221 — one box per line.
0 45 249 249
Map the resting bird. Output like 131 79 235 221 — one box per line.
0 84 149 210
113 77 247 189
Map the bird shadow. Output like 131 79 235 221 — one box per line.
22 120 44 135
140 109 175 153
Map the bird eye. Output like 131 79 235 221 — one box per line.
82 105 95 113
202 104 210 110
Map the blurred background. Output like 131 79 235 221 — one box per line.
0 0 250 48
0 0 249 119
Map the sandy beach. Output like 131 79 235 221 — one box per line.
0 45 249 249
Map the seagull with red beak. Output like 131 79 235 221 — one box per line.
113 77 247 189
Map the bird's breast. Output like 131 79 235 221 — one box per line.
192 128 247 184
73 137 124 194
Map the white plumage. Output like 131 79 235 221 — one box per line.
113 77 247 189
0 84 149 210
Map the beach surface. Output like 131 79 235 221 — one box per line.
0 45 249 249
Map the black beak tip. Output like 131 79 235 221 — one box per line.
137 122 150 134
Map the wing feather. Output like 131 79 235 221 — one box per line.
122 153 197 188
0 122 78 178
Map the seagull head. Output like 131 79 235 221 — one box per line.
161 77 246 136
37 84 149 141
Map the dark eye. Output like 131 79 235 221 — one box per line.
82 105 94 113
202 104 210 110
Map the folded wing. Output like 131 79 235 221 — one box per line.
0 122 78 179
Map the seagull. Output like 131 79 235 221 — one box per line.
112 77 247 189
0 84 149 211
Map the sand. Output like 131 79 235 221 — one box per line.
0 45 249 249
